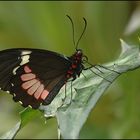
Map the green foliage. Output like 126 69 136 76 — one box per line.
0 1 140 139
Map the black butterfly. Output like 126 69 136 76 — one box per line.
0 47 86 109
0 15 89 109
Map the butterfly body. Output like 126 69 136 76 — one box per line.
66 49 84 81
0 48 84 109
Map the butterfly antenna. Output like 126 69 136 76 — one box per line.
66 15 75 46
75 17 87 50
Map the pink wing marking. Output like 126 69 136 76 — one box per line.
22 79 37 90
21 73 36 81
27 81 41 95
41 90 49 100
24 65 32 73
34 84 44 99
21 65 50 100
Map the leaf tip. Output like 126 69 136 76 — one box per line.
119 38 123 43
120 39 131 55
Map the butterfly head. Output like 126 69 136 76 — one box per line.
72 49 88 64
75 49 88 63
70 49 83 63
75 49 83 57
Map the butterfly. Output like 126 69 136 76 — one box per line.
0 15 89 109
0 47 87 109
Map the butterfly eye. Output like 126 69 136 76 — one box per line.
82 55 88 63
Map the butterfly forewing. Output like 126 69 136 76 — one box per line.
0 48 70 109
0 50 22 91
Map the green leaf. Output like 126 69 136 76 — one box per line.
0 107 41 139
20 107 41 128
0 122 21 139
1 40 140 139
40 40 140 139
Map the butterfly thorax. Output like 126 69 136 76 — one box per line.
66 50 84 81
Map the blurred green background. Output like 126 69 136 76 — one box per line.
0 1 140 139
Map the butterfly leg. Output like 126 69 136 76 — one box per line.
69 81 73 104
59 81 73 108
81 72 87 79
63 83 67 103
83 62 120 83
59 82 67 108
65 80 74 106
95 64 121 74
84 67 112 83
84 61 120 74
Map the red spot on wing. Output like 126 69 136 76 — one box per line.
24 65 32 73
21 73 36 81
22 79 37 89
20 65 50 101
41 90 49 100
34 84 44 99
27 81 41 95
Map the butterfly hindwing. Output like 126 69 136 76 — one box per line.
0 48 70 109
11 64 67 108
